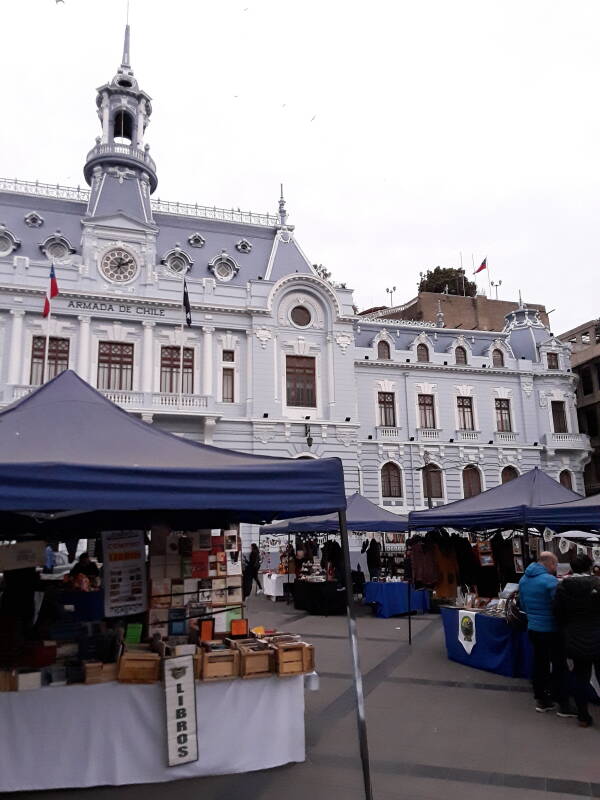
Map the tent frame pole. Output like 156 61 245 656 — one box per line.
338 509 374 800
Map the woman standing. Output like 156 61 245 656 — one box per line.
554 554 600 727
249 543 263 595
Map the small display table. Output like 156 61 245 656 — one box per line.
292 580 347 615
363 582 430 619
262 572 296 601
440 606 532 678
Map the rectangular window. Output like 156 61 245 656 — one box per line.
222 368 234 403
418 394 436 429
286 356 316 407
585 406 599 437
547 352 559 370
378 392 396 427
495 398 512 432
30 336 69 385
160 346 194 394
222 350 235 362
457 396 474 430
97 342 134 391
580 368 594 396
551 401 568 434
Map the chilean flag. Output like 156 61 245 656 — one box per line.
474 257 487 275
42 264 59 317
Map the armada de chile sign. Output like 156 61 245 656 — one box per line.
67 299 167 317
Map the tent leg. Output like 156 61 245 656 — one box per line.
407 580 412 646
338 510 374 800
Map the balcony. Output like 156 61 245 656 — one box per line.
376 426 402 440
456 430 480 442
541 432 591 450
493 431 518 444
3 385 213 415
417 428 441 441
83 142 158 191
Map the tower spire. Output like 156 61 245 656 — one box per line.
121 24 131 69
278 183 288 226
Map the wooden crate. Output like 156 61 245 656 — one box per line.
0 670 17 692
193 652 203 680
302 644 315 673
84 661 104 684
275 643 312 676
201 649 240 682
117 652 161 684
239 645 274 679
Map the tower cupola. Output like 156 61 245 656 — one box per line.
84 25 157 222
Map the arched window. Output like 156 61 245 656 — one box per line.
113 110 134 144
492 349 504 368
381 463 402 498
501 465 519 483
462 465 482 498
422 463 443 501
417 343 429 362
455 346 467 365
559 470 573 490
377 340 391 360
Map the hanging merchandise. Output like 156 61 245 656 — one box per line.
543 528 554 543
592 545 600 562
501 530 512 540
558 537 571 555
577 544 587 555
458 610 477 654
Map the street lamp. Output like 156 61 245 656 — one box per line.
386 286 397 306
491 280 502 300
414 449 480 509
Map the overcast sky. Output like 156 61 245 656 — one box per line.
1 0 598 333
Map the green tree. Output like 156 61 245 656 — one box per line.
418 267 476 297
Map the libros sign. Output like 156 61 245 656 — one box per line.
163 655 199 766
67 300 166 317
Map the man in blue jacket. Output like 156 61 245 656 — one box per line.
519 551 574 715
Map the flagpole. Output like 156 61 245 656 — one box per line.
44 304 51 385
179 276 185 410
487 255 492 297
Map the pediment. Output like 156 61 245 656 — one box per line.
82 212 158 233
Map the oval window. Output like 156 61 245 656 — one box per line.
291 306 311 327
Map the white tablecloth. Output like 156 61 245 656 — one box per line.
0 675 305 791
263 572 296 599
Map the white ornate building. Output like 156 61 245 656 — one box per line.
0 28 590 545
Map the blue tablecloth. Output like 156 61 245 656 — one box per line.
441 606 533 678
363 582 430 618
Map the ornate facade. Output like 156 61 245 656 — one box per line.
0 28 590 545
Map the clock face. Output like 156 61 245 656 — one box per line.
100 248 139 283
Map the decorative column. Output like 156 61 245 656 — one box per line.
8 310 25 385
101 93 110 143
77 315 91 382
137 99 146 148
142 321 155 393
326 333 335 415
202 326 214 397
246 330 254 417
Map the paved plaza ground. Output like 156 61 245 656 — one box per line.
11 594 600 800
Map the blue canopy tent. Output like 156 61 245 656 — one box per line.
0 371 374 799
259 492 410 534
525 492 600 529
0 371 346 531
408 468 580 530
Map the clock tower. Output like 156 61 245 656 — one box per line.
81 25 159 286
83 24 157 225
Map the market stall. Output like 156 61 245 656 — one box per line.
0 371 348 791
260 493 410 617
407 469 580 678
262 571 296 601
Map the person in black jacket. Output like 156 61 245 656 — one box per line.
366 538 382 581
554 554 600 727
